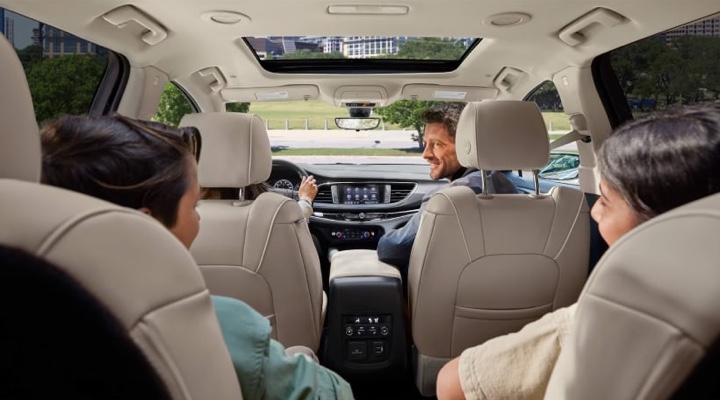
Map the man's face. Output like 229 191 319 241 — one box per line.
422 122 462 180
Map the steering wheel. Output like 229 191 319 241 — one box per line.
271 158 308 180
269 158 309 198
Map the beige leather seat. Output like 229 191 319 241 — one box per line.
545 191 720 400
179 112 326 351
0 35 241 399
408 100 590 396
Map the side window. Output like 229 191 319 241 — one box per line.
526 81 571 137
153 83 249 127
525 81 579 183
609 15 720 118
153 83 196 127
2 8 108 125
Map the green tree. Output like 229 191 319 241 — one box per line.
154 83 192 127
280 49 345 59
611 34 720 110
527 81 562 111
226 102 250 113
16 45 44 73
395 37 467 60
375 100 446 150
373 38 468 149
26 54 107 125
154 83 249 127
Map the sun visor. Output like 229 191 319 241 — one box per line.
401 84 498 102
221 85 320 102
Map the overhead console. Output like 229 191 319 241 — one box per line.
333 85 389 107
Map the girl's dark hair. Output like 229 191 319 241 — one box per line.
600 103 720 221
41 114 195 228
421 102 467 138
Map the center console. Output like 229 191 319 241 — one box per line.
321 249 407 385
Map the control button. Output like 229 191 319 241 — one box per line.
372 341 386 356
348 341 367 361
380 325 389 336
356 326 366 336
345 326 354 336
368 326 377 335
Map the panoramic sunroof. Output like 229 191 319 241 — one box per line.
243 36 481 73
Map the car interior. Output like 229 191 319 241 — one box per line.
0 31 242 399
1 1 720 399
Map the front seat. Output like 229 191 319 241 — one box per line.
0 34 242 399
545 191 720 400
179 112 326 352
408 100 590 396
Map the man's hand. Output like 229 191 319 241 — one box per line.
298 175 318 203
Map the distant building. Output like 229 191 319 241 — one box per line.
248 35 472 59
1 8 15 47
247 36 321 59
343 36 409 58
245 37 284 59
36 25 106 57
300 36 343 53
665 17 720 40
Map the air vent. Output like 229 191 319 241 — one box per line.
390 183 415 203
315 186 333 204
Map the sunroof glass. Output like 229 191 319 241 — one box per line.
244 36 480 67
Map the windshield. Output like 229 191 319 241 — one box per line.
243 99 572 166
249 100 426 165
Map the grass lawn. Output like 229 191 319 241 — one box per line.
250 100 571 132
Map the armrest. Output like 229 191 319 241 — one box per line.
329 249 401 282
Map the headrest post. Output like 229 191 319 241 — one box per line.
481 170 489 196
238 187 245 201
533 169 540 196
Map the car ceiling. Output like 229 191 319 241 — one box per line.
2 0 718 108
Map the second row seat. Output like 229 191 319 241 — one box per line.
180 112 326 352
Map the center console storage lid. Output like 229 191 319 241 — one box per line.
330 249 401 282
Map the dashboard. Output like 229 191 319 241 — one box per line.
267 159 578 290
268 158 443 289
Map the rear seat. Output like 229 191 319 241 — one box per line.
0 33 243 399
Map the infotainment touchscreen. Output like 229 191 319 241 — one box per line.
341 184 380 204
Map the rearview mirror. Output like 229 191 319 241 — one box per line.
334 117 381 131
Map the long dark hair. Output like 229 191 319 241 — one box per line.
41 114 195 228
600 103 720 221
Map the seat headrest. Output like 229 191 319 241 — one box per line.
0 179 242 398
0 33 40 182
179 112 271 188
456 101 549 171
546 191 720 399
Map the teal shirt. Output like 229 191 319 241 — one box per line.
211 295 354 400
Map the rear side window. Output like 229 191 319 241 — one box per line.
2 8 109 125
608 14 720 118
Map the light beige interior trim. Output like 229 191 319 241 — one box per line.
330 249 402 281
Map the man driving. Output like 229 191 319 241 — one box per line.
376 102 517 282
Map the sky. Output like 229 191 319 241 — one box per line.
2 9 40 49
